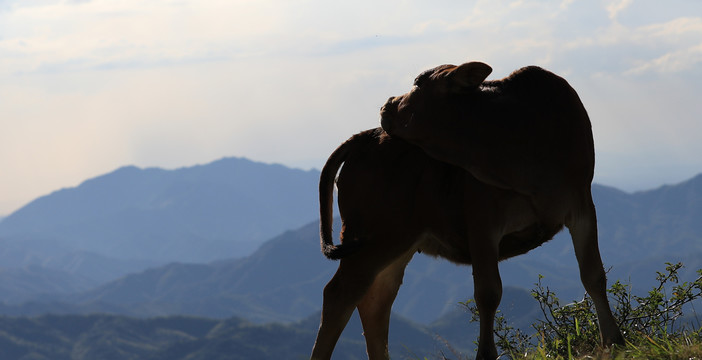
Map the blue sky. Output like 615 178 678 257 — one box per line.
1 0 701 215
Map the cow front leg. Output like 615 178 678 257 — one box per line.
470 237 502 360
568 193 624 347
357 251 414 360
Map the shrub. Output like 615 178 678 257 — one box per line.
461 262 702 359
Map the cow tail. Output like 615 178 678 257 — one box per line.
319 134 363 260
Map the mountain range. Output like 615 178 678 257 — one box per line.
0 158 700 328
0 307 509 360
0 286 543 360
0 157 319 283
0 313 372 360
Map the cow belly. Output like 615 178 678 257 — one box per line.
415 231 473 265
498 223 564 260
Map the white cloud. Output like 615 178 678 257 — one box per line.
606 0 634 20
626 43 702 74
0 0 290 74
642 16 702 37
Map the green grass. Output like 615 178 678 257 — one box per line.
500 338 702 360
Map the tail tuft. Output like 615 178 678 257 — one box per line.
322 241 362 260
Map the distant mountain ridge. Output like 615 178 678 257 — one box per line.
0 157 320 282
0 219 580 324
0 157 699 327
68 173 702 323
2 173 700 324
0 309 493 360
595 174 702 260
0 313 372 360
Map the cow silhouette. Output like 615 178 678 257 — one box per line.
311 63 623 360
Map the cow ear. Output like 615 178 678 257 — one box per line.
448 62 492 90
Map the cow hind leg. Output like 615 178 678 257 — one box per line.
311 261 377 360
567 192 624 347
311 240 415 360
357 250 415 360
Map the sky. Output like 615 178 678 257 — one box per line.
1 0 701 215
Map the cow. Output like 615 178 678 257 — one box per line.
309 128 620 360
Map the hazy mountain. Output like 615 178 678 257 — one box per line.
0 266 96 303
0 287 547 360
60 173 701 324
4 170 700 324
60 221 336 322
0 220 569 325
0 312 449 360
0 157 699 326
0 157 320 281
0 238 158 286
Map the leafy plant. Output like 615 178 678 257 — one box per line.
461 262 702 359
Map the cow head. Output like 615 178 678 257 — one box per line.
380 61 492 144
